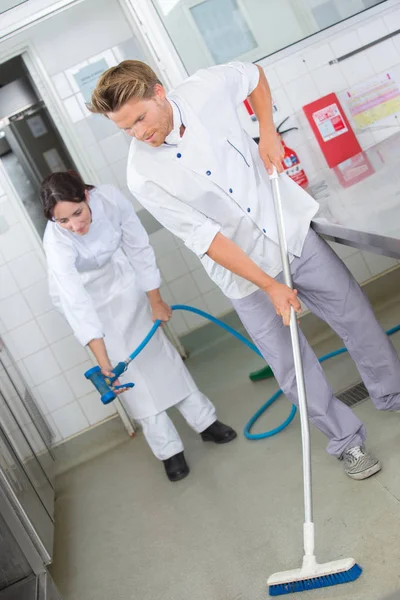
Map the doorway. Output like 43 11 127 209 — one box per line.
0 55 77 238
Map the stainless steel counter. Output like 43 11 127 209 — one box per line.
310 132 400 258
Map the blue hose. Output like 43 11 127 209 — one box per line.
127 304 400 441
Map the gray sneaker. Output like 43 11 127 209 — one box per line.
341 445 381 480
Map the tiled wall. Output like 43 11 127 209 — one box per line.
1 0 400 443
251 5 400 287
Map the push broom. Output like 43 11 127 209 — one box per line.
267 168 362 596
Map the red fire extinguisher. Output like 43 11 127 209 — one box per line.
277 117 308 188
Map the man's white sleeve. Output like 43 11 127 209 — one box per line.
130 182 221 258
207 61 260 106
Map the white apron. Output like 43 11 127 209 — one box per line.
80 247 197 419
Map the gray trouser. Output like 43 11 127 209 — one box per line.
232 229 400 457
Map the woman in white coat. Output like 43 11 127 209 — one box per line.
40 171 236 482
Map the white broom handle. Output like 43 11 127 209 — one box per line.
269 168 313 525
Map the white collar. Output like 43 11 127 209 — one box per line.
164 99 184 146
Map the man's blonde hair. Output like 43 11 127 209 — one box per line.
89 60 161 114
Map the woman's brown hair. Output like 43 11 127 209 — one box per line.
40 170 94 221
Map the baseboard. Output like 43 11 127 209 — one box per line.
53 416 128 477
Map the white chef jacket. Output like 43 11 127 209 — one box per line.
127 61 319 299
43 185 161 346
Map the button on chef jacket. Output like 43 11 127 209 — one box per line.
127 61 319 300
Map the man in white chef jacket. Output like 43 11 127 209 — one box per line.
90 60 400 480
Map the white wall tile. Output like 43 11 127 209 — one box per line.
169 312 189 337
51 335 89 371
86 144 108 171
276 56 307 85
149 228 178 256
65 360 95 398
8 253 46 290
78 391 116 426
37 374 75 413
383 7 400 33
366 39 400 72
0 224 33 261
73 119 97 147
263 68 280 90
158 249 190 282
75 93 92 119
393 36 400 60
64 61 89 93
357 18 388 45
7 321 47 359
51 73 73 99
88 49 118 67
110 158 129 188
284 75 319 112
339 54 375 85
99 132 129 164
0 200 19 228
51 402 89 439
2 332 20 360
192 267 217 295
37 310 72 344
0 264 18 300
23 281 54 317
203 288 232 317
270 87 294 119
303 43 335 72
309 63 347 98
344 252 371 283
63 96 85 124
179 246 201 271
361 251 398 277
0 293 33 330
23 348 61 386
0 316 5 335
168 273 200 304
181 297 208 330
330 31 362 57
95 166 118 187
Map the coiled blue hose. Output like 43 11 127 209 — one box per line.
129 304 400 441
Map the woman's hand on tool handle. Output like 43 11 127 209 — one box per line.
88 338 130 394
247 66 284 175
147 288 172 324
207 233 301 326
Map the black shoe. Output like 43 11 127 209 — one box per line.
163 451 190 482
200 420 237 444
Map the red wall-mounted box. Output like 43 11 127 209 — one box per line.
303 93 362 168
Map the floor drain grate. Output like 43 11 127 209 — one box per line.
337 381 369 407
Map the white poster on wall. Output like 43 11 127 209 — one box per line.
74 59 108 104
345 72 400 129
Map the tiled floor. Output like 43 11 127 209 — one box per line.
51 301 400 600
